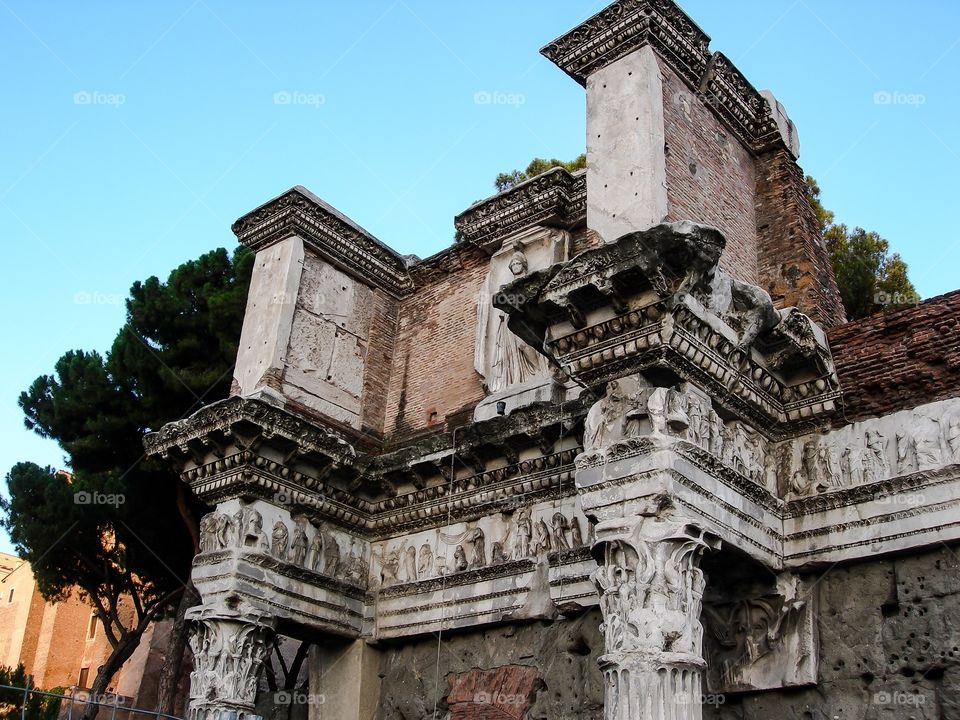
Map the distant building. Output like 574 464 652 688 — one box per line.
0 551 127 691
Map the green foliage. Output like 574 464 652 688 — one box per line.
804 176 918 320
494 154 586 192
0 665 63 720
2 246 253 700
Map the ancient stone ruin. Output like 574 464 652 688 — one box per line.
145 1 960 717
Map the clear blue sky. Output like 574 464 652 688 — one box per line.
1 1 958 553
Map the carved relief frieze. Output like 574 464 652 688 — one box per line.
369 498 592 590
702 573 818 693
196 501 368 591
775 398 960 500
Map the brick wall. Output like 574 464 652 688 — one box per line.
570 225 602 256
446 666 544 720
384 245 489 440
829 290 960 423
661 64 758 285
755 147 846 328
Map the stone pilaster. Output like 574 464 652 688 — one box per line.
186 608 275 720
591 512 719 720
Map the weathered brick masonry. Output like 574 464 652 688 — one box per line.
661 64 759 285
829 290 960 423
756 146 846 329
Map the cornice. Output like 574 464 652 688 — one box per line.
494 225 842 439
231 186 414 298
541 0 783 156
541 0 710 87
453 168 586 250
143 395 359 468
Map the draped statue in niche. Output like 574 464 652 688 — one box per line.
474 248 549 393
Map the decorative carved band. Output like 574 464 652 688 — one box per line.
541 0 783 155
230 185 414 297
454 168 586 249
181 445 581 539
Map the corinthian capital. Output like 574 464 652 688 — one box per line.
593 511 720 662
187 608 275 720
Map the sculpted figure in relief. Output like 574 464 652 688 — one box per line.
271 522 289 561
815 443 842 492
583 379 631 451
199 514 216 554
323 530 341 575
513 508 532 560
552 513 570 551
344 539 368 585
469 528 486 570
214 513 232 550
533 518 552 555
840 446 863 488
475 248 549 393
402 545 418 582
948 415 960 463
290 521 308 566
453 545 468 572
418 543 434 578
896 430 917 475
913 415 943 471
863 429 889 482
570 516 585 549
687 394 710 448
309 532 323 572
235 508 269 552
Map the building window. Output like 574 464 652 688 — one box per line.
78 667 89 689
88 612 98 639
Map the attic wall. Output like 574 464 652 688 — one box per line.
383 246 489 441
660 62 759 285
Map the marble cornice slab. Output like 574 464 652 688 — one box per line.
453 168 586 250
541 0 782 154
231 185 414 298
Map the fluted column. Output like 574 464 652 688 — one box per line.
186 608 275 720
592 513 719 720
